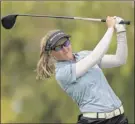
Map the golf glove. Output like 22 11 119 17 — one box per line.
114 16 126 33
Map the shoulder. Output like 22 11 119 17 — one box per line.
55 62 72 76
55 61 69 71
55 62 74 75
55 62 76 89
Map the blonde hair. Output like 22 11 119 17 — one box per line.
36 30 60 80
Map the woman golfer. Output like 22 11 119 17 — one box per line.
36 16 128 124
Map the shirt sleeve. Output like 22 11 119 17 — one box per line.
76 28 114 78
98 32 128 68
56 63 76 90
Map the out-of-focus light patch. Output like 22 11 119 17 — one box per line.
131 1 134 8
2 98 16 123
120 63 131 78
11 99 23 114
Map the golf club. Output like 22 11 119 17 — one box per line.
1 14 131 29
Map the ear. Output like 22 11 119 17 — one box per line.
50 51 56 58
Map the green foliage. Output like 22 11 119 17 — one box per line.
1 1 134 123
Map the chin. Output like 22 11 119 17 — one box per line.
66 54 72 60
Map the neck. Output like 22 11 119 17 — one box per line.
67 54 76 61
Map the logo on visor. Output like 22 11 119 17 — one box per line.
50 32 65 42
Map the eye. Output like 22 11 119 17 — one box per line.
54 46 61 51
55 46 60 49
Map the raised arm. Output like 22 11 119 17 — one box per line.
98 17 128 68
76 16 115 78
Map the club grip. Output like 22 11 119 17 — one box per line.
101 19 130 25
119 20 130 25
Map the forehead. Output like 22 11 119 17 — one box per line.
55 38 68 46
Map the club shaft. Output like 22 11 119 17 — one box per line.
74 17 101 22
18 14 102 22
17 14 130 25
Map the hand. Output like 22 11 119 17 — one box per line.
106 16 116 28
114 16 126 33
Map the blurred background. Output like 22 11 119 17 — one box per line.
1 1 134 124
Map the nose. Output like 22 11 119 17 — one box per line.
62 46 68 53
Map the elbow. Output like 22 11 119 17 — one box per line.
120 60 127 65
117 58 127 66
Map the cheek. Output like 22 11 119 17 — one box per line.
68 45 72 51
54 51 64 58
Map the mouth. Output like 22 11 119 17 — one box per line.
64 52 69 55
65 50 70 54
